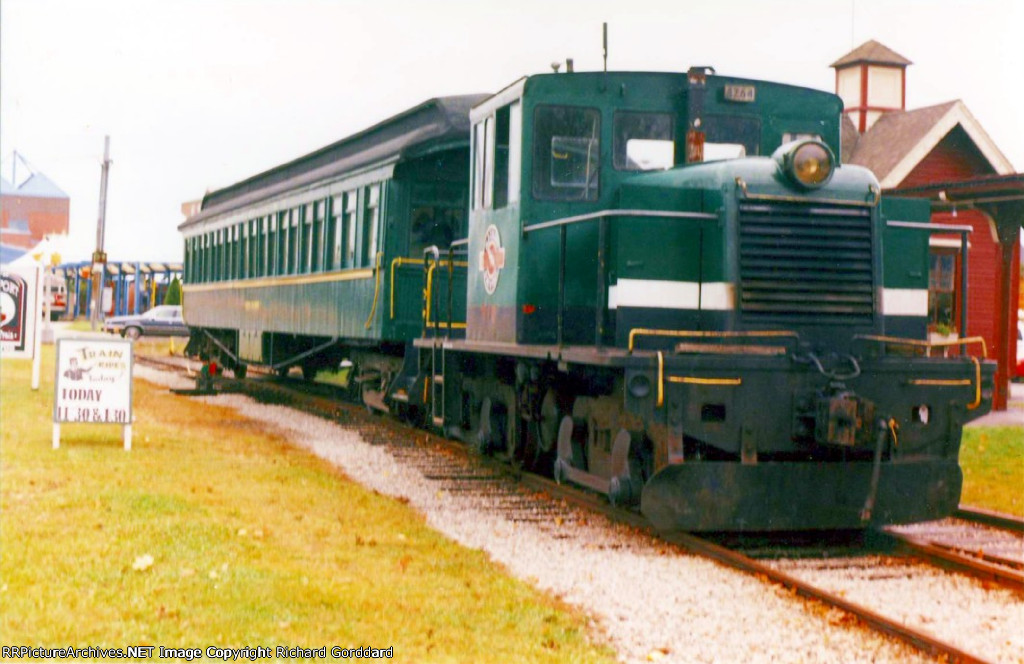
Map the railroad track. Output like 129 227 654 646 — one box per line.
139 352 1018 663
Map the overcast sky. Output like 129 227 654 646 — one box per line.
2 0 1021 263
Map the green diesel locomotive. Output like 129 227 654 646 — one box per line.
181 67 995 531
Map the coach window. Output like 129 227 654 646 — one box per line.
300 204 311 273
248 219 257 278
362 185 380 268
199 234 207 282
207 233 215 282
231 225 240 279
329 197 342 270
344 191 358 268
311 201 324 273
614 112 674 171
211 230 220 281
289 209 300 274
260 216 269 277
274 211 286 276
410 182 465 257
533 105 600 201
222 228 230 281
224 226 232 280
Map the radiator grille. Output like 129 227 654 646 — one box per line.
738 201 875 324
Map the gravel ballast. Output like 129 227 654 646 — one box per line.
137 366 1015 663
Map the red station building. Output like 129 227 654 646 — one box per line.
832 40 1023 410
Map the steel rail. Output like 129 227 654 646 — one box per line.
878 529 1024 594
956 506 1024 533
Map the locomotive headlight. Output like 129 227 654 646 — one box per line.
776 140 835 189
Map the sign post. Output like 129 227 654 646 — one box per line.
53 337 134 450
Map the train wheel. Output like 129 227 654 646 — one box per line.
301 363 317 382
608 429 650 507
234 363 248 379
276 366 290 378
519 389 563 473
474 397 507 455
556 415 588 477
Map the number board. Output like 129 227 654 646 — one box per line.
724 85 756 103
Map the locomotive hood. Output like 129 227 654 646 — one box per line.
618 157 881 210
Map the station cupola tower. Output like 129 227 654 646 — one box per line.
831 40 912 134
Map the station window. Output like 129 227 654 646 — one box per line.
928 249 960 334
613 111 674 171
533 105 600 201
362 185 380 268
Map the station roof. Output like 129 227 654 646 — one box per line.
0 172 68 200
831 40 912 68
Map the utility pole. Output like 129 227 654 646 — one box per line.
90 136 111 330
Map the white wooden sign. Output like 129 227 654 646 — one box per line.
53 337 134 450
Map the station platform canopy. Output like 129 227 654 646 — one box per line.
54 260 183 319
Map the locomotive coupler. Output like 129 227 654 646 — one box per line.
812 384 876 447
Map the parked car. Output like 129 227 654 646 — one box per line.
103 305 189 339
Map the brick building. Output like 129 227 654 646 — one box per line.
833 41 1023 409
1 152 70 263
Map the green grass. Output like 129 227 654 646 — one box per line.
1 347 614 662
960 426 1024 517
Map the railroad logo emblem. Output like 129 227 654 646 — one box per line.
479 224 506 295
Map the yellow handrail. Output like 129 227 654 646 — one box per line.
364 251 383 329
853 334 988 359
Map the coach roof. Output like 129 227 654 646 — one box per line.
180 94 487 230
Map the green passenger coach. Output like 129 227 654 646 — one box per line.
182 66 995 531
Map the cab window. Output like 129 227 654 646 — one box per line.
472 101 522 211
613 112 674 171
532 105 600 201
